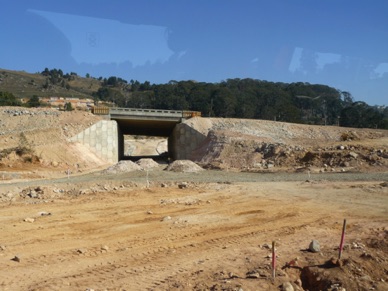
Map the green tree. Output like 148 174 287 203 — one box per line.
27 95 41 107
139 81 151 91
211 87 236 117
0 91 22 106
340 91 354 106
340 102 385 128
130 80 141 92
41 68 50 76
127 91 154 108
64 102 74 111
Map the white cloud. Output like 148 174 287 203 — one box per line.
373 63 388 78
251 57 259 63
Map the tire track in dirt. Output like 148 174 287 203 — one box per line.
1 181 387 290
26 204 327 290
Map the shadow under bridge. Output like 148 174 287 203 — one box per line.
109 108 191 136
106 108 203 162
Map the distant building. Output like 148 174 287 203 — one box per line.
39 97 94 110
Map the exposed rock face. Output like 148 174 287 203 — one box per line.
184 118 388 172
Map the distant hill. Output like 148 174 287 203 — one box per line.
1 68 387 129
0 68 101 99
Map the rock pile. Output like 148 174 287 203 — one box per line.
3 109 60 117
193 129 387 172
185 117 388 172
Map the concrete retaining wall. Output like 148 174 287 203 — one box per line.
70 119 207 163
169 123 207 160
70 120 119 163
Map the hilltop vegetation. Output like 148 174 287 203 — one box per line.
1 68 387 129
0 68 99 99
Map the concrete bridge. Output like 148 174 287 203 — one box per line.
109 107 195 136
70 107 205 163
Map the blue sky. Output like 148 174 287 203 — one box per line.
1 0 387 105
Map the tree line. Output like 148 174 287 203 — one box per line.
1 68 387 129
93 77 388 129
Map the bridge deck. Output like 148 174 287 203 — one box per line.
96 107 201 136
93 107 201 119
109 108 184 119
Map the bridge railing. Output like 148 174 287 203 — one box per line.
110 107 183 116
92 106 201 118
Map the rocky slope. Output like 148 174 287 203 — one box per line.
186 117 388 172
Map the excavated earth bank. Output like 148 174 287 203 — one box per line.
185 117 388 173
0 107 387 290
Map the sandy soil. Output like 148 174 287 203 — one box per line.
0 108 387 290
0 170 387 291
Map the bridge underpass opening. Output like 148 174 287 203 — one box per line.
113 118 180 162
123 135 168 161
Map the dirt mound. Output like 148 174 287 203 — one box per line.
136 158 160 170
103 161 142 174
0 107 106 177
165 160 204 173
187 118 388 172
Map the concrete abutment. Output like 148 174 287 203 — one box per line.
70 120 119 163
70 119 206 164
169 123 207 160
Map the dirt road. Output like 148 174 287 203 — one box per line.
0 169 387 290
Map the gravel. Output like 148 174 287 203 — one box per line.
3 168 387 190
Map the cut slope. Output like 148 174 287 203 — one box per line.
0 107 105 177
185 118 388 171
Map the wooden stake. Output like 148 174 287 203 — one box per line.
272 241 276 279
338 219 347 260
146 170 149 188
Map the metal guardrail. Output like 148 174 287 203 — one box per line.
92 107 201 118
110 107 183 117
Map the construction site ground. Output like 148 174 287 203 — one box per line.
0 107 387 291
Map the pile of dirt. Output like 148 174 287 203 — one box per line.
103 159 161 174
165 160 204 173
103 161 142 174
136 158 160 170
